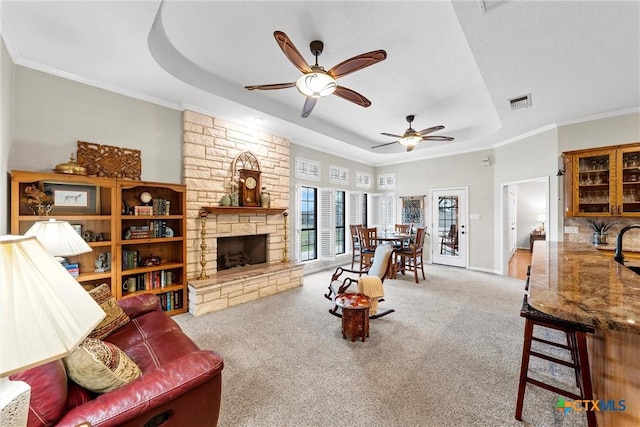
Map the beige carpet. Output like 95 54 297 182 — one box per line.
174 264 588 427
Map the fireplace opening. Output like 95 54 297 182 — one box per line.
217 234 267 270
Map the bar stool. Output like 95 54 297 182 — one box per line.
515 295 596 427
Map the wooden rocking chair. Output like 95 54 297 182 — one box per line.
324 244 395 319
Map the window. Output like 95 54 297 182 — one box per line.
368 192 396 230
362 193 368 227
295 157 321 181
329 165 349 185
300 187 317 261
295 186 355 262
335 191 345 254
356 171 372 189
377 173 396 190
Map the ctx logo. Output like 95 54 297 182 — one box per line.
555 398 626 414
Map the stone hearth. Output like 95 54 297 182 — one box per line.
188 262 303 316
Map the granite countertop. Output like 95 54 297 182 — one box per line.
529 242 640 334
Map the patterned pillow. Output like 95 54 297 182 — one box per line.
64 338 142 393
88 283 130 339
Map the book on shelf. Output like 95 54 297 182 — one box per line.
64 263 80 277
124 221 168 240
152 198 171 215
159 290 183 312
121 249 139 270
133 205 153 216
126 271 168 291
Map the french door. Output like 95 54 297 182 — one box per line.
431 188 467 267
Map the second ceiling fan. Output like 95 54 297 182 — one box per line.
245 31 387 118
373 115 454 152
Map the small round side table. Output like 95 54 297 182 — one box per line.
335 293 372 342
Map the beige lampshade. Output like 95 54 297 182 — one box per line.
0 235 106 377
25 219 92 257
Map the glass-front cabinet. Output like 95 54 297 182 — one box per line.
618 145 640 215
573 149 615 216
565 142 640 217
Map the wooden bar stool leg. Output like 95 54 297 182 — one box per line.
515 318 534 421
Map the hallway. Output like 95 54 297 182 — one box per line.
508 249 532 281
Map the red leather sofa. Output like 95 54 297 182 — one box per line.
11 294 224 427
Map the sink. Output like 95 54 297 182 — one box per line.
626 265 640 275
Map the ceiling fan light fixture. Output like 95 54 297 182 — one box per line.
296 72 337 98
398 134 422 147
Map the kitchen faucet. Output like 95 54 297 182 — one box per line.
613 224 640 264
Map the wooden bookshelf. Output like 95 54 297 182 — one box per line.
10 170 188 315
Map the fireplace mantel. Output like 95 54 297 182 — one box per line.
202 206 287 216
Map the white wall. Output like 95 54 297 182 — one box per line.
558 113 640 152
377 149 495 271
1 39 14 234
493 127 558 272
11 66 183 183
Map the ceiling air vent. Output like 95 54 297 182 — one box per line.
480 0 507 13
509 94 532 110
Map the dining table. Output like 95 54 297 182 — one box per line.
376 231 412 246
376 231 413 278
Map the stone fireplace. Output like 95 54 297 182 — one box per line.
182 110 303 316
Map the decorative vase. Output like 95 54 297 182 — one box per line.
230 192 239 207
220 194 231 206
260 191 270 208
593 232 608 245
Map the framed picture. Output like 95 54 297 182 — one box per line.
71 224 82 235
42 182 99 214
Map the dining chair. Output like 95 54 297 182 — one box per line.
396 226 427 283
358 227 378 271
394 224 411 234
393 224 412 248
349 224 362 269
440 224 458 255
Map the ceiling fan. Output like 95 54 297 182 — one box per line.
245 31 387 118
372 115 454 152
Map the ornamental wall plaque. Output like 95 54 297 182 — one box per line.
77 141 141 180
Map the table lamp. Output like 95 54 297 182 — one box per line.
24 219 92 262
0 235 106 427
537 214 546 231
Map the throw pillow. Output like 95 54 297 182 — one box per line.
64 338 142 393
88 283 130 339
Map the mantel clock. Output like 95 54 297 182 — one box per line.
239 169 261 207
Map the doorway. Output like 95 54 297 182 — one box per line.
500 177 548 276
431 188 467 267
